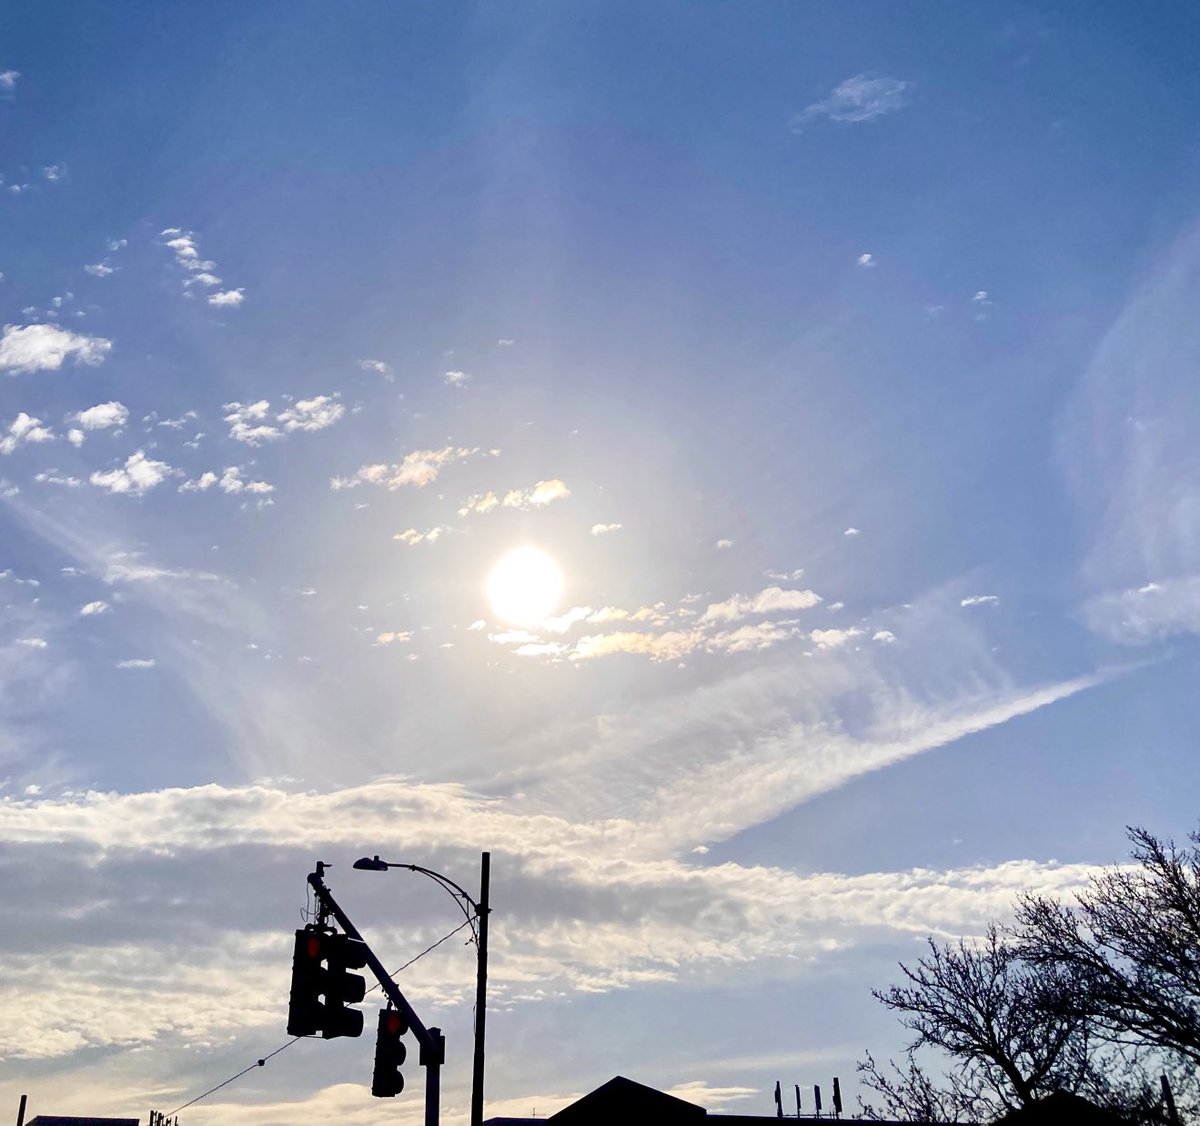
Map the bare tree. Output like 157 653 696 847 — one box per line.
862 925 1098 1120
858 1047 985 1123
1017 826 1200 1070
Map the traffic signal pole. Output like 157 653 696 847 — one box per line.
308 866 444 1126
470 852 490 1126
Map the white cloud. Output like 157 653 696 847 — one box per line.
42 164 65 181
375 631 413 646
591 522 623 536
184 272 221 287
795 75 910 129
857 252 877 268
844 527 861 536
223 401 281 445
0 412 54 454
16 637 47 649
277 395 344 433
358 358 392 376
84 262 114 278
443 369 468 386
809 627 863 648
0 323 112 374
393 526 451 546
79 600 110 616
715 538 733 549
502 479 571 509
333 447 483 490
0 71 19 91
116 658 156 669
972 290 992 305
701 586 822 624
960 594 999 607
89 451 173 496
873 629 897 643
208 288 245 307
74 400 128 431
459 491 499 516
181 467 274 496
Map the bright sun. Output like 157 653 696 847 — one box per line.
486 547 564 626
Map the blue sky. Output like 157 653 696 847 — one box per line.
3 3 1200 1122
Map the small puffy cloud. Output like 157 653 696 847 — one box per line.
358 359 392 377
701 586 821 624
375 631 413 646
0 71 19 91
961 594 999 608
0 324 112 374
184 272 221 288
181 467 273 496
795 74 910 129
116 658 156 669
333 447 483 491
873 629 897 644
84 262 115 278
502 479 571 509
75 400 128 431
691 845 710 855
17 637 47 649
459 491 499 517
443 369 468 387
591 522 623 536
223 401 280 445
277 395 343 433
79 600 110 616
0 412 54 454
208 288 244 307
972 290 992 305
844 527 861 536
89 451 173 496
468 619 487 631
809 627 863 649
42 164 65 182
715 538 733 549
857 253 877 268
393 526 450 546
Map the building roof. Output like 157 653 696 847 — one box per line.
27 1118 140 1126
549 1075 706 1123
994 1091 1131 1126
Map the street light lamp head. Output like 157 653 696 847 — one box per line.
353 855 389 871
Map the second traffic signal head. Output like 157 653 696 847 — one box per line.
322 932 369 1039
371 1007 409 1098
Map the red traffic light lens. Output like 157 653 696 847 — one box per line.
386 1012 403 1035
306 935 322 959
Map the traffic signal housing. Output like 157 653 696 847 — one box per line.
286 928 368 1039
322 932 368 1038
371 1007 409 1097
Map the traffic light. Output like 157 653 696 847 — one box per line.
371 1007 409 1097
322 932 368 1038
287 928 325 1037
286 927 368 1039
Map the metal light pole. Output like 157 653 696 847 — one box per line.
354 851 491 1126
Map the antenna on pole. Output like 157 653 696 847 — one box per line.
832 1077 843 1118
814 1084 823 1118
795 1084 802 1118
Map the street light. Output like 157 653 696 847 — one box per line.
353 851 491 1126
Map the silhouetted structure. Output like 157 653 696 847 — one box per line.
994 1092 1131 1126
27 1118 139 1126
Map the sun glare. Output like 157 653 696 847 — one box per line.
486 547 564 626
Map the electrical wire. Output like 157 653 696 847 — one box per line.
166 916 475 1116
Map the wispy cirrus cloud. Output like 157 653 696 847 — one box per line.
0 324 112 374
332 446 491 491
793 74 910 130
